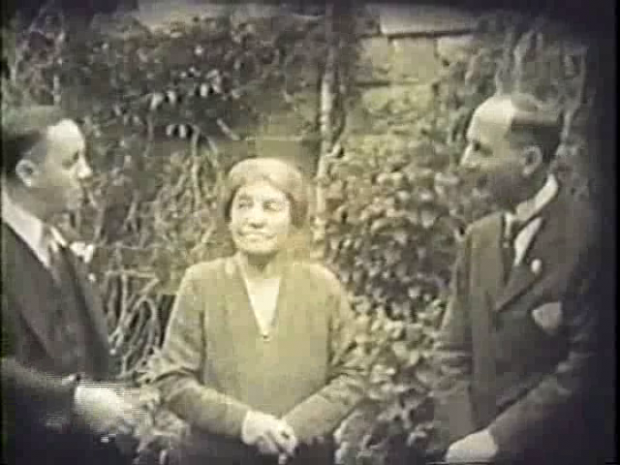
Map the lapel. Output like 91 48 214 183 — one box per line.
2 222 61 358
475 213 507 307
494 190 568 313
1 222 110 361
63 248 111 353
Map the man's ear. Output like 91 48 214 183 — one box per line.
14 159 39 188
521 145 543 177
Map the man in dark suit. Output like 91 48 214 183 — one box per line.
1 106 139 464
432 93 602 464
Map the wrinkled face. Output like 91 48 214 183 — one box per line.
229 180 292 258
18 119 92 215
461 98 531 208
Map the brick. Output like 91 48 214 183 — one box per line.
355 37 441 83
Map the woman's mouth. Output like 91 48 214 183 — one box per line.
241 232 271 240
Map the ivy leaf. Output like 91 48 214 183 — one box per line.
370 218 390 235
391 228 408 246
407 350 422 369
420 209 439 229
391 341 409 362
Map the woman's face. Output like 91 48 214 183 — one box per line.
229 180 293 258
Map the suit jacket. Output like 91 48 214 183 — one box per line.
433 184 602 463
1 222 118 465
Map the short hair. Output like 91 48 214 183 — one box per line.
222 157 309 228
1 105 67 178
504 93 563 165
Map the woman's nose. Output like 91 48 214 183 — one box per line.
246 205 267 225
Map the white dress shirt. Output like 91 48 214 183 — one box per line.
1 192 67 269
505 174 559 266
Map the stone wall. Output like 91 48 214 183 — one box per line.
128 3 483 179
344 6 478 168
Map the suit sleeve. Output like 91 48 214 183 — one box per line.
282 270 369 443
1 294 78 431
148 265 252 438
432 230 477 445
488 210 600 457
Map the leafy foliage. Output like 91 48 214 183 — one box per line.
1 7 597 465
2 9 331 463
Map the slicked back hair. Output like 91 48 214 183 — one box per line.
1 105 67 179
503 93 563 165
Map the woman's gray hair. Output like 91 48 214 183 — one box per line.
222 157 309 227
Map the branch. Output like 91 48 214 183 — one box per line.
10 0 59 82
512 15 547 93
312 3 337 252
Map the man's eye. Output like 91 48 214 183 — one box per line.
471 141 481 152
62 151 81 168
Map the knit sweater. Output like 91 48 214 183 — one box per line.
150 257 368 443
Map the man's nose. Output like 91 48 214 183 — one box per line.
77 157 93 181
460 146 478 169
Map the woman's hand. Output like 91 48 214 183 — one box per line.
242 411 298 457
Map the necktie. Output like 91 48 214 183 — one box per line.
501 216 524 282
43 226 63 283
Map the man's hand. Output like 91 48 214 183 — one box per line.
73 385 139 439
242 411 298 457
445 429 498 463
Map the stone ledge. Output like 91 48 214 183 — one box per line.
371 4 479 37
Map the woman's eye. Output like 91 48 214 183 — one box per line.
265 202 284 212
236 200 252 209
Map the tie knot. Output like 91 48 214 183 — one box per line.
42 225 60 254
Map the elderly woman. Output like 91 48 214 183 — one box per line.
151 157 367 465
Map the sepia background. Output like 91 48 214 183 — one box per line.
2 1 615 464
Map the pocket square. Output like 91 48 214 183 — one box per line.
531 302 563 335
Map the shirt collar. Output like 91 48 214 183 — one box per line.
1 191 67 261
507 173 559 225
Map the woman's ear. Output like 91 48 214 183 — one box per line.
521 145 544 177
14 159 39 188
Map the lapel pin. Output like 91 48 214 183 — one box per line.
531 258 543 275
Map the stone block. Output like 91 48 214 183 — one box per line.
347 83 434 135
436 34 477 64
372 4 478 36
355 36 441 84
